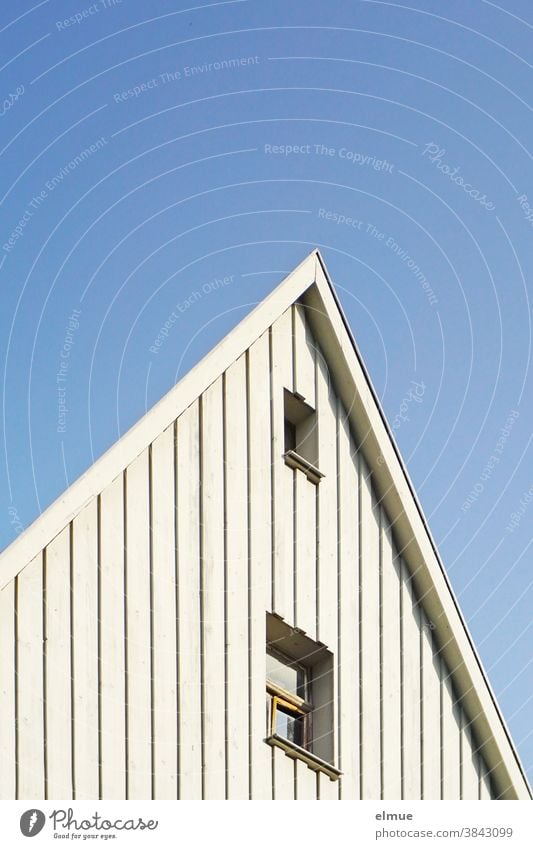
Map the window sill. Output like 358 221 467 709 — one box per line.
265 734 342 782
283 450 324 485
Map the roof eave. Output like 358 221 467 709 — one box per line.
304 251 531 800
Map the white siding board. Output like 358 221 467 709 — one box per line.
401 560 421 800
225 356 249 800
421 614 441 799
293 303 316 408
381 518 402 799
17 554 44 799
248 333 273 800
315 348 338 789
337 411 359 800
125 450 152 799
273 748 294 799
296 760 317 799
271 309 294 622
100 475 126 799
72 500 99 799
318 773 339 799
201 378 226 800
0 582 15 798
441 662 461 800
480 758 492 799
294 473 316 640
151 426 178 799
176 401 202 799
316 349 337 651
461 717 480 800
45 527 72 798
359 459 381 798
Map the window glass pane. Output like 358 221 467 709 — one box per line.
267 652 306 696
276 705 305 747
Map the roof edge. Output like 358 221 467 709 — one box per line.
306 253 531 799
0 249 319 589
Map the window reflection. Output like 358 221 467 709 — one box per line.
266 651 306 698
276 704 305 747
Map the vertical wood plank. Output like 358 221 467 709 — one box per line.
316 348 337 652
225 356 249 800
359 458 380 799
293 303 316 408
125 450 152 799
271 309 294 622
479 758 492 799
176 400 202 799
318 772 339 799
201 378 226 800
72 500 99 799
441 661 461 800
461 714 480 799
421 613 441 799
273 748 294 799
295 760 317 799
337 412 359 801
381 517 402 799
45 527 72 798
315 346 338 787
151 425 178 799
0 582 16 798
294 473 316 640
100 474 126 799
401 559 421 800
248 333 273 800
17 554 44 799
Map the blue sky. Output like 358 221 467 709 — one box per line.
1 0 532 784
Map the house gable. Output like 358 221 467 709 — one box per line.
0 250 529 800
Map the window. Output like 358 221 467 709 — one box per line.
265 613 341 780
283 389 323 484
267 649 312 749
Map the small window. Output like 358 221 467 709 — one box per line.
283 389 323 484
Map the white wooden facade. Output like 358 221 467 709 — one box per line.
0 252 529 800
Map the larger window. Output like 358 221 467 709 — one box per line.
267 649 312 749
265 613 341 781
